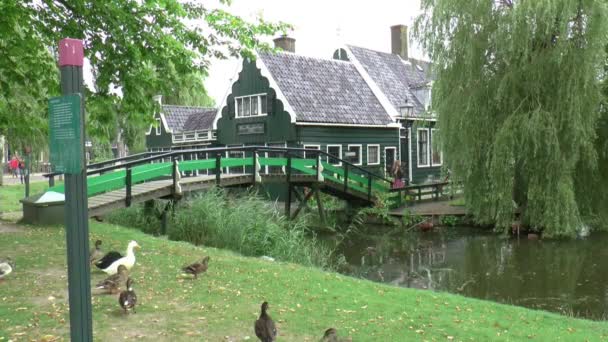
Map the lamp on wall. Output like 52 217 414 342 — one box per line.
399 99 414 118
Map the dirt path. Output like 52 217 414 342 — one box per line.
0 215 24 233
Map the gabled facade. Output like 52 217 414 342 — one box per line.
146 96 218 153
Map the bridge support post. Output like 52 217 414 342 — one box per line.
125 167 132 207
291 187 315 220
285 153 292 217
314 185 326 225
215 153 222 186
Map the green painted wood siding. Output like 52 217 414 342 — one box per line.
297 126 399 176
407 120 442 184
145 112 172 149
217 60 296 145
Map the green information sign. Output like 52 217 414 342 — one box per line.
49 94 83 174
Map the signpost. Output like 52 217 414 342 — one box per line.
53 38 93 341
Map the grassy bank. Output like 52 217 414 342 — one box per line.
0 181 50 212
1 221 607 341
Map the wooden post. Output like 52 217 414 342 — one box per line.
314 185 326 225
125 167 132 207
367 174 372 201
343 164 349 192
291 187 315 220
215 153 221 186
58 38 93 341
49 175 55 187
285 153 292 217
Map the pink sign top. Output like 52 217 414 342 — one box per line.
58 38 84 67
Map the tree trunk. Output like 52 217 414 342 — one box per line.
0 136 4 186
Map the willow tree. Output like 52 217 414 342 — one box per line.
415 0 608 237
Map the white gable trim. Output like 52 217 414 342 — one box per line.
296 122 401 128
255 55 297 123
342 45 400 119
159 112 172 133
212 59 245 130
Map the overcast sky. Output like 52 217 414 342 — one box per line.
205 0 424 105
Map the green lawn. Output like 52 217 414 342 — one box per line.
0 182 51 212
1 221 607 341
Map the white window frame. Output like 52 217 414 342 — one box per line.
234 93 268 119
326 144 342 166
155 118 161 135
303 144 321 159
431 128 443 166
367 144 380 165
384 146 397 175
225 144 245 175
417 128 430 168
346 144 363 166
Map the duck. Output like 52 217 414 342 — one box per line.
96 265 128 294
254 301 277 342
89 240 104 265
0 258 14 281
182 256 210 279
95 240 140 275
118 278 137 314
319 328 352 342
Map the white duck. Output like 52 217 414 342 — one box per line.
94 241 140 275
0 258 14 281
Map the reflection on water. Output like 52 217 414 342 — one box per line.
338 227 608 319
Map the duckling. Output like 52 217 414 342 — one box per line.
90 240 104 265
254 301 277 342
96 265 128 294
0 258 14 282
182 256 210 279
118 278 137 314
319 328 352 342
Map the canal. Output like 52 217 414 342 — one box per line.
338 227 608 320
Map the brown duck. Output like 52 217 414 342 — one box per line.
254 301 277 342
118 278 137 314
319 328 352 342
96 265 128 294
89 240 104 265
182 256 210 279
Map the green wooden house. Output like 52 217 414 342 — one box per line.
214 26 442 184
145 96 218 172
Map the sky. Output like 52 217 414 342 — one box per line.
205 0 425 105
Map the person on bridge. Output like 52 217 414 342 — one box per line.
391 160 404 189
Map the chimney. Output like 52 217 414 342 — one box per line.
273 35 296 53
390 25 409 60
153 94 162 105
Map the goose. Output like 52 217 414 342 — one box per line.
96 265 128 294
182 256 210 279
0 258 14 281
254 301 277 342
319 328 352 342
118 278 137 314
89 240 104 265
95 241 140 275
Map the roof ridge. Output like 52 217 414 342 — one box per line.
259 50 352 65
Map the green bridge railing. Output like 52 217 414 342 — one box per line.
44 146 400 206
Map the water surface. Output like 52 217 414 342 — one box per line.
338 227 608 319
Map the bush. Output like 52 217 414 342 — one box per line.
165 188 338 269
106 200 164 235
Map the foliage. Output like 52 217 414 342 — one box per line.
2 1 290 148
440 215 460 227
415 0 608 237
2 221 608 340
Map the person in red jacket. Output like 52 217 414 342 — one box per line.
9 155 19 178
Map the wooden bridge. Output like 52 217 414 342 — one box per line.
39 146 400 219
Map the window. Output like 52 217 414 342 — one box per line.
251 96 258 116
327 145 342 166
243 97 251 117
235 94 268 118
267 142 287 174
418 129 429 167
346 145 362 165
367 145 380 165
303 145 320 159
431 129 442 166
155 118 161 135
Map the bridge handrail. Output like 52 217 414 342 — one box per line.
42 151 166 178
45 145 394 186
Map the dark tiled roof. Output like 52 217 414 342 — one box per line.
162 105 216 132
258 51 394 126
346 45 431 117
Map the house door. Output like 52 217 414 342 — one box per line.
385 147 397 175
399 128 409 181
